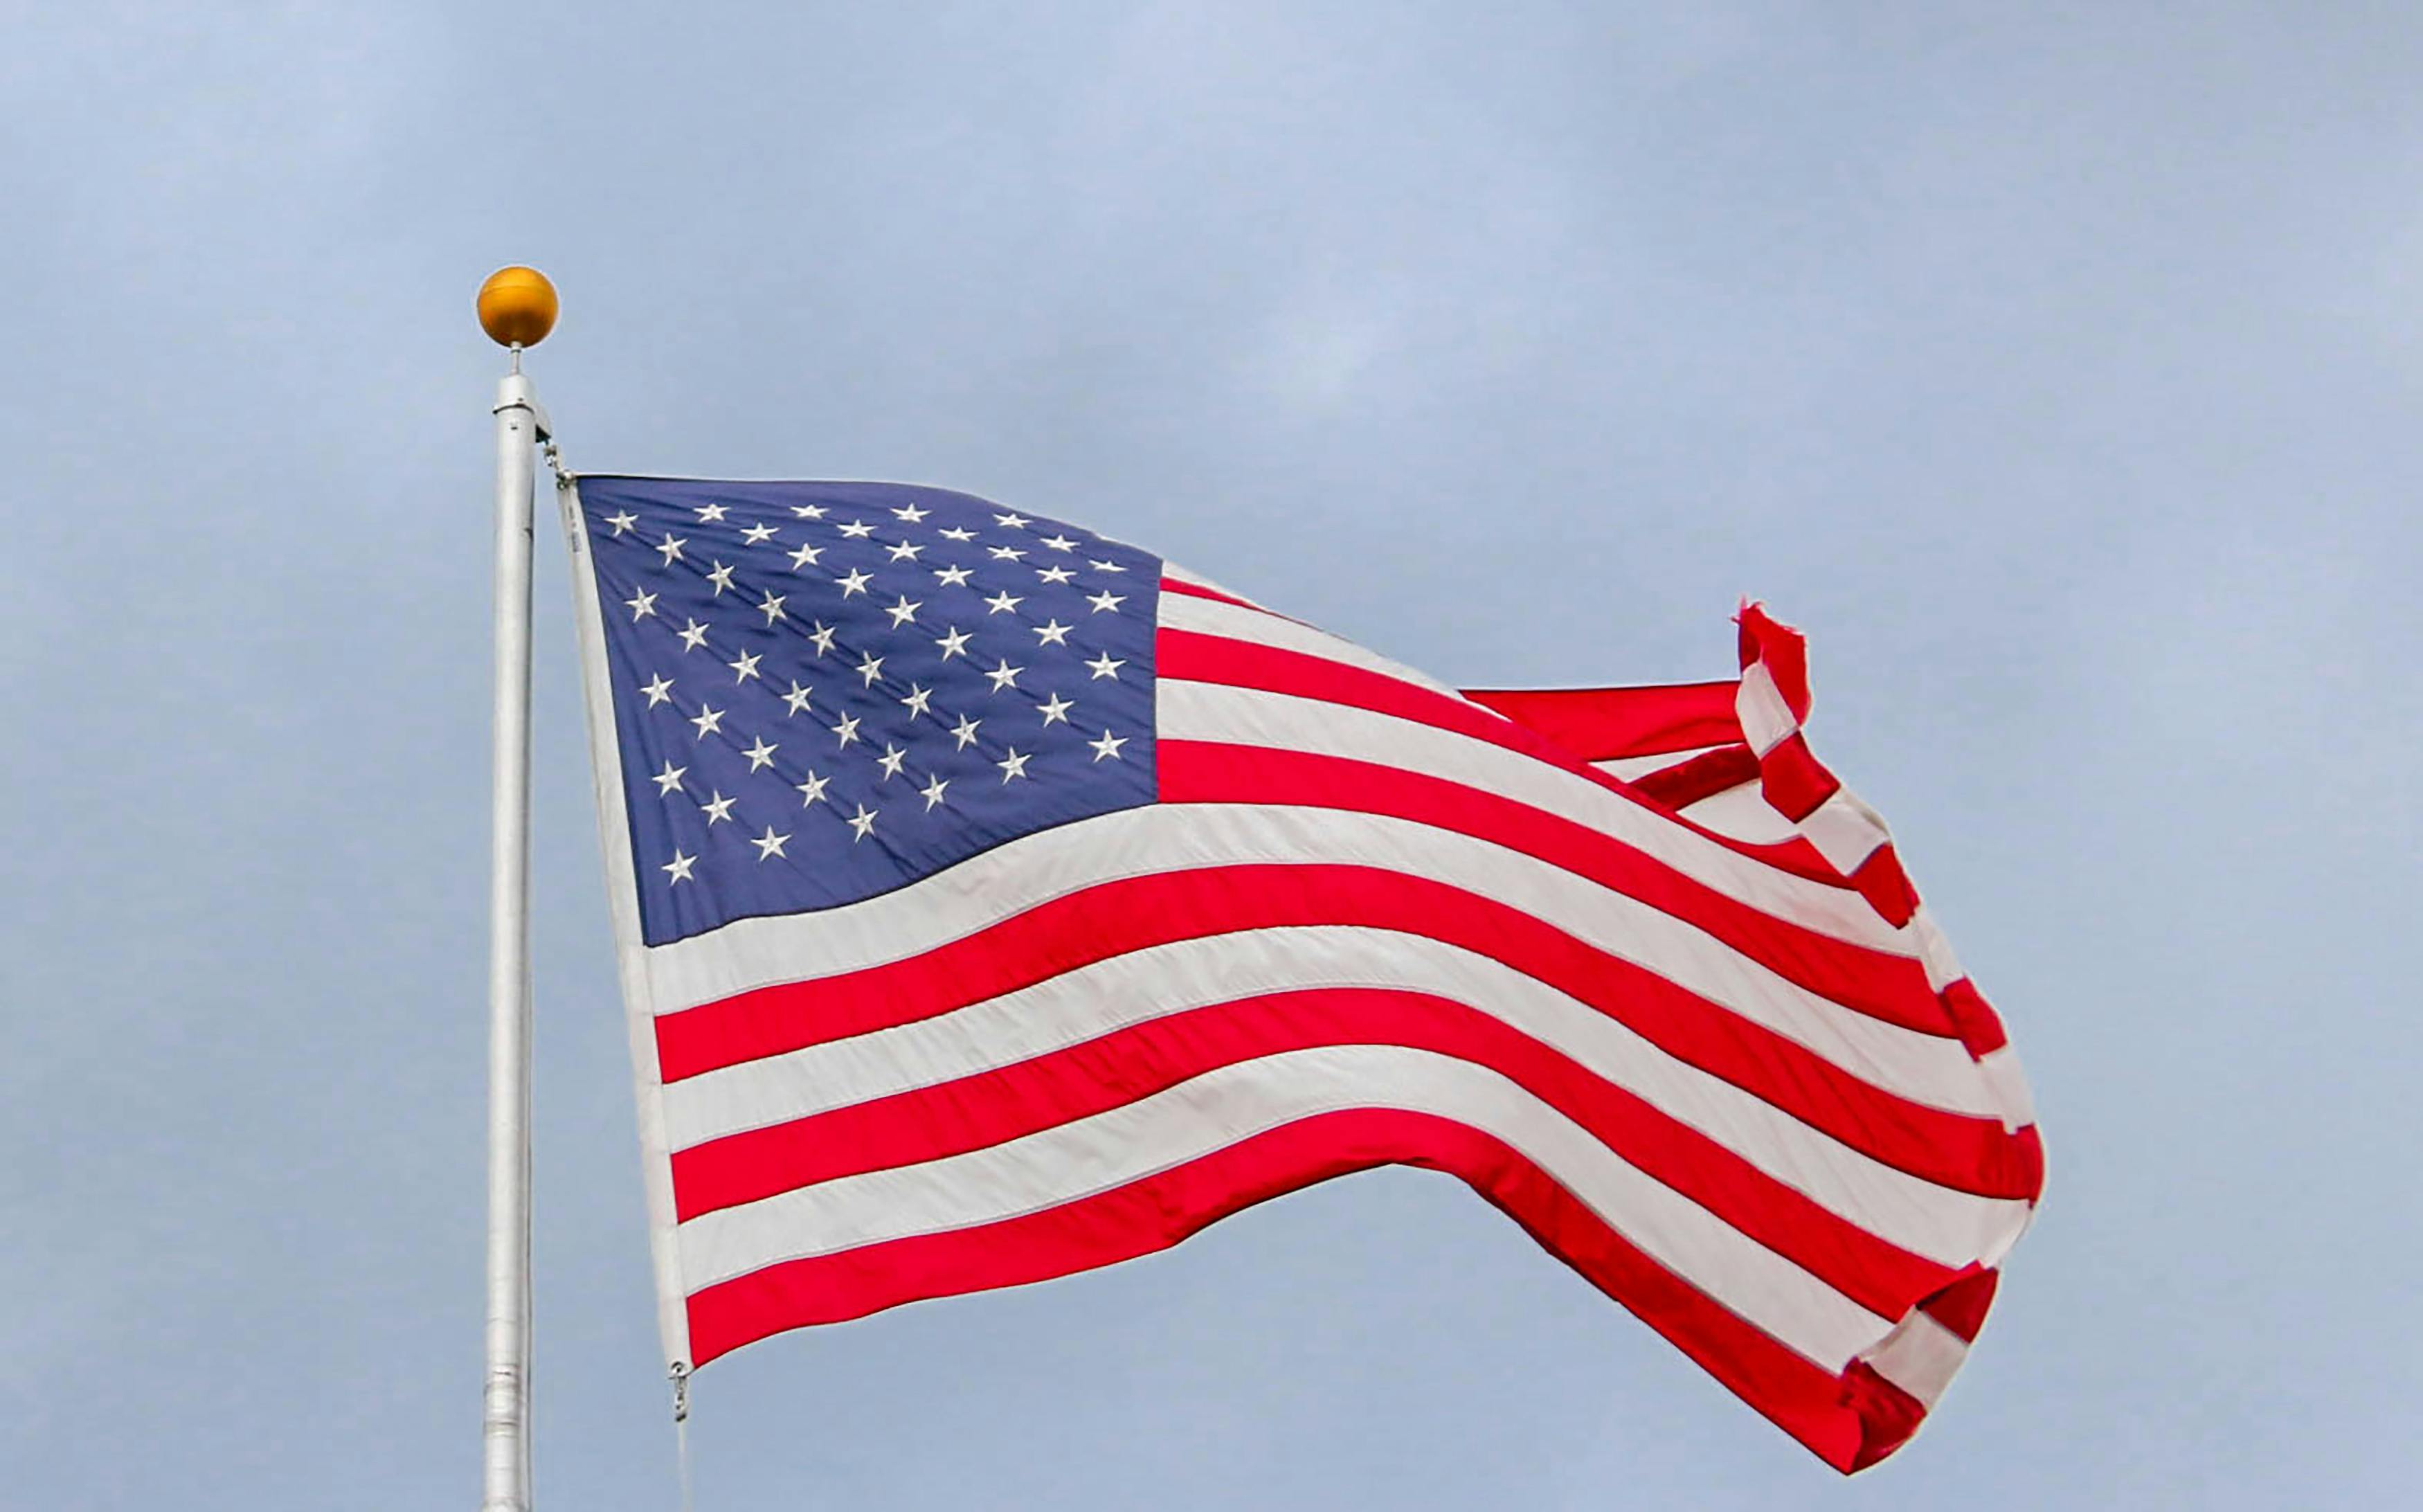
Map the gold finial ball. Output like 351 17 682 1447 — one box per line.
478 265 559 348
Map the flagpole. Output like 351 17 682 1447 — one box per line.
477 267 559 1512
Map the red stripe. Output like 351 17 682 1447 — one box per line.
1756 732 1840 822
1162 625 1537 756
1159 577 1264 613
1918 1266 1999 1342
1459 683 1744 761
683 1107 1916 1474
1159 740 1951 1036
1841 1360 1927 1470
1849 845 1919 929
1160 627 1852 890
672 986 1958 1317
1621 743 1759 811
655 864 2041 1200
1938 980 2009 1058
1738 604 1812 720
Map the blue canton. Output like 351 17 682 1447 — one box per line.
577 478 1161 946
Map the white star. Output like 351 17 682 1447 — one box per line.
656 533 687 565
1086 651 1125 681
1090 559 1126 573
876 743 908 780
885 595 922 628
934 626 973 660
1087 589 1125 614
678 620 711 652
845 803 878 842
831 712 861 748
604 510 638 536
742 736 779 772
984 591 1023 615
836 519 877 539
651 759 687 796
988 545 1027 562
795 770 831 807
885 539 924 562
1089 728 1128 762
938 525 976 542
932 564 973 588
899 683 933 719
690 704 725 739
699 790 736 825
892 503 929 523
662 849 696 884
750 825 791 861
1036 692 1073 726
625 589 658 621
705 561 736 595
994 512 1029 529
855 651 885 687
640 674 675 707
787 542 824 570
996 748 1031 782
835 568 872 598
985 658 1024 692
920 773 950 811
727 649 762 683
950 714 982 750
741 523 778 546
791 503 827 520
1041 533 1077 552
781 681 814 716
1032 618 1072 647
1035 565 1074 585
694 503 728 522
758 590 788 624
807 622 836 656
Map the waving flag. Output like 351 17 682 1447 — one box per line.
560 476 2041 1473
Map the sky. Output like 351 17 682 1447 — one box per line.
3 3 2419 1507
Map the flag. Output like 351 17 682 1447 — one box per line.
559 476 2041 1473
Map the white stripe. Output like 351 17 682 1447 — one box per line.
1909 908 1966 994
1593 744 1729 782
1159 677 1908 953
1800 788 1890 875
1161 588 1466 697
674 1043 1896 1369
1736 662 1799 757
1977 1046 2035 1131
645 804 1994 1117
1859 1308 1970 1410
1163 561 1265 609
1680 782 1801 845
1979 1201 2031 1267
665 927 2033 1266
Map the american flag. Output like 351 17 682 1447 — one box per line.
563 476 2041 1474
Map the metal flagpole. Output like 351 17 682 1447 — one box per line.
476 267 559 1512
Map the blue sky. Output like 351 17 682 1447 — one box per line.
2 4 2417 1506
